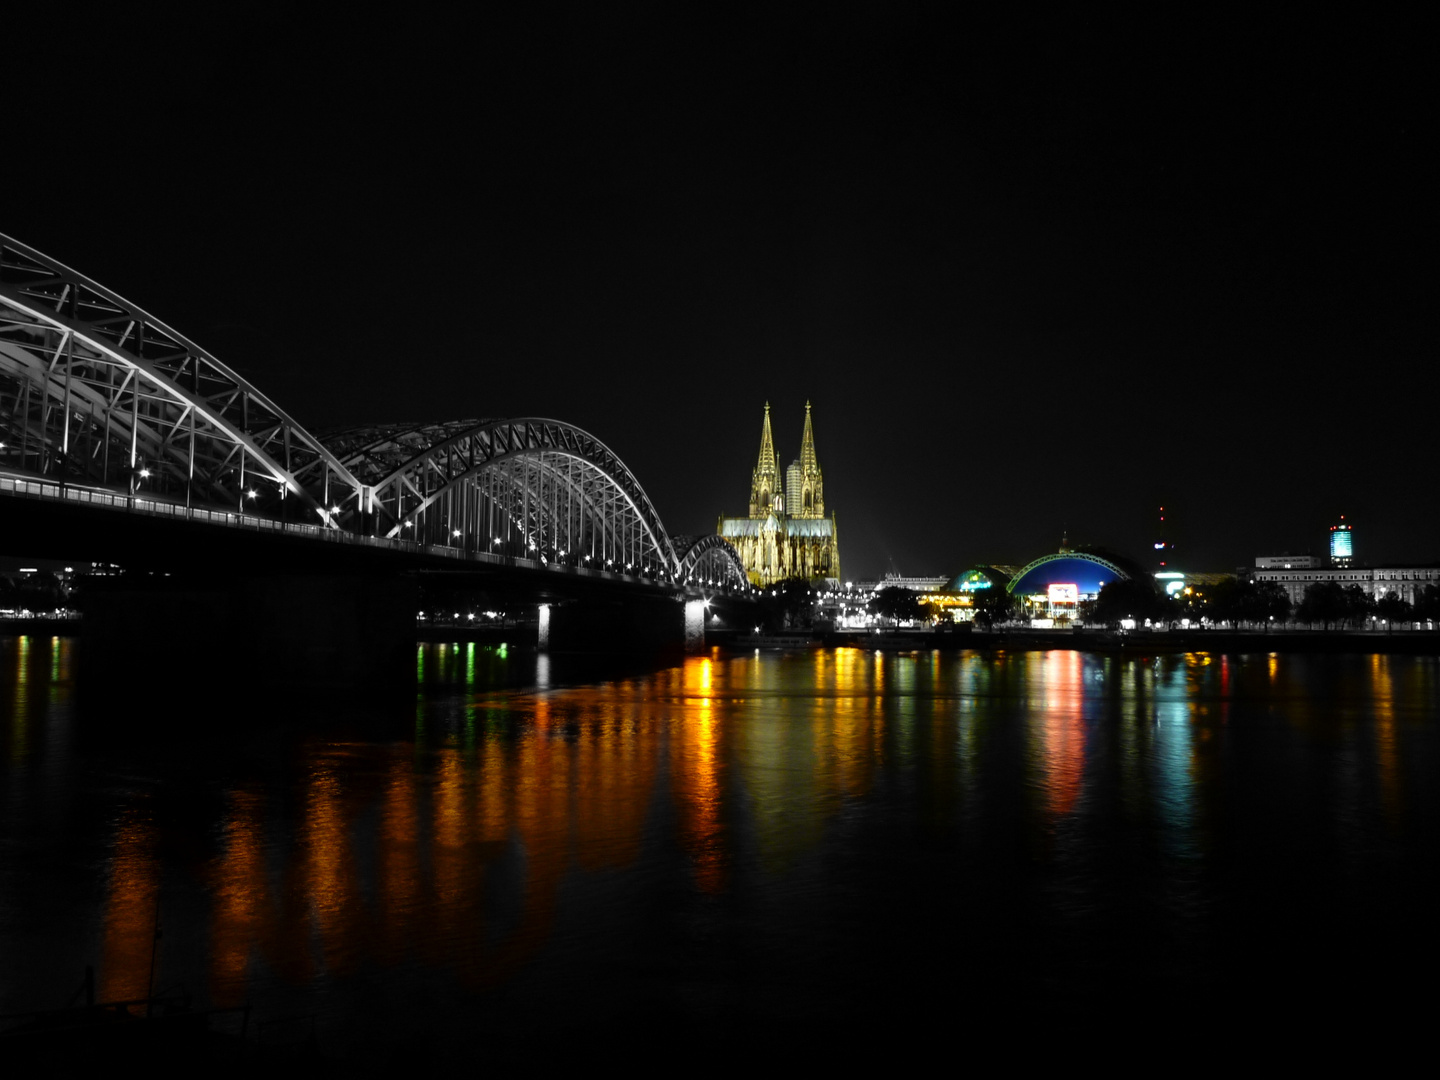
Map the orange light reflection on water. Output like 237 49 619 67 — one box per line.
207 789 268 1005
674 655 724 891
98 806 160 1002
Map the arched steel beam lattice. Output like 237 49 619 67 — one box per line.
1005 551 1130 594
0 234 361 523
321 418 681 576
674 534 749 590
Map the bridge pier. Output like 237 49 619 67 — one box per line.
81 573 417 706
684 599 705 654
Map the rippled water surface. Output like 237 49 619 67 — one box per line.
3 638 1437 1066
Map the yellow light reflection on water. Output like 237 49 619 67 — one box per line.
1370 653 1401 826
676 656 724 891
9 636 29 764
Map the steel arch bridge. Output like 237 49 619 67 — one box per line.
0 233 749 592
672 534 750 589
322 418 682 578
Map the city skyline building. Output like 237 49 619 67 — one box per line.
719 402 840 586
1330 516 1354 566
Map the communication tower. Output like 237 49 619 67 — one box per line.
1153 505 1174 568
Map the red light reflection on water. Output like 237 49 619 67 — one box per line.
1033 650 1087 822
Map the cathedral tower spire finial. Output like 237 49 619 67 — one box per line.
799 401 817 474
749 403 782 516
758 402 775 471
795 401 824 517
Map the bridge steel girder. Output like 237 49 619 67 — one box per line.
322 418 682 579
0 234 362 524
674 534 749 591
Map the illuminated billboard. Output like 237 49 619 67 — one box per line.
1047 583 1078 603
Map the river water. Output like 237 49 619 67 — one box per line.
2 637 1437 1067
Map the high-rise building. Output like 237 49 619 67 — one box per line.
719 402 840 586
785 459 803 516
1329 516 1354 566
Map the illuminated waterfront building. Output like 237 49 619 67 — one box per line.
1255 554 1325 569
1330 516 1354 566
1007 550 1129 622
718 402 840 586
1250 516 1440 606
855 573 951 595
1253 564 1440 606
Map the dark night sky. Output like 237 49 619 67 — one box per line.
6 10 1436 578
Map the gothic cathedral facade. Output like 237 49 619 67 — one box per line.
718 402 841 586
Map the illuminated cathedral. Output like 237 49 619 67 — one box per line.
717 402 841 586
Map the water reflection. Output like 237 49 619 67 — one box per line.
2 638 1437 1061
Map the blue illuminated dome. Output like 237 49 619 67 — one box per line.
1008 553 1128 598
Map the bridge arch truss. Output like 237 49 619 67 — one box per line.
322 418 682 577
0 234 360 524
673 534 750 591
1 233 751 590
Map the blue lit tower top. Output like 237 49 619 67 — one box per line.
1329 516 1354 566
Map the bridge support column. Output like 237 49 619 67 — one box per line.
684 599 705 654
537 603 551 650
81 573 417 707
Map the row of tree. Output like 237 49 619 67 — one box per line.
860 578 1440 632
1091 577 1440 630
749 574 1440 633
1293 581 1440 630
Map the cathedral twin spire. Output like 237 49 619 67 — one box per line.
748 402 781 517
748 401 823 519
